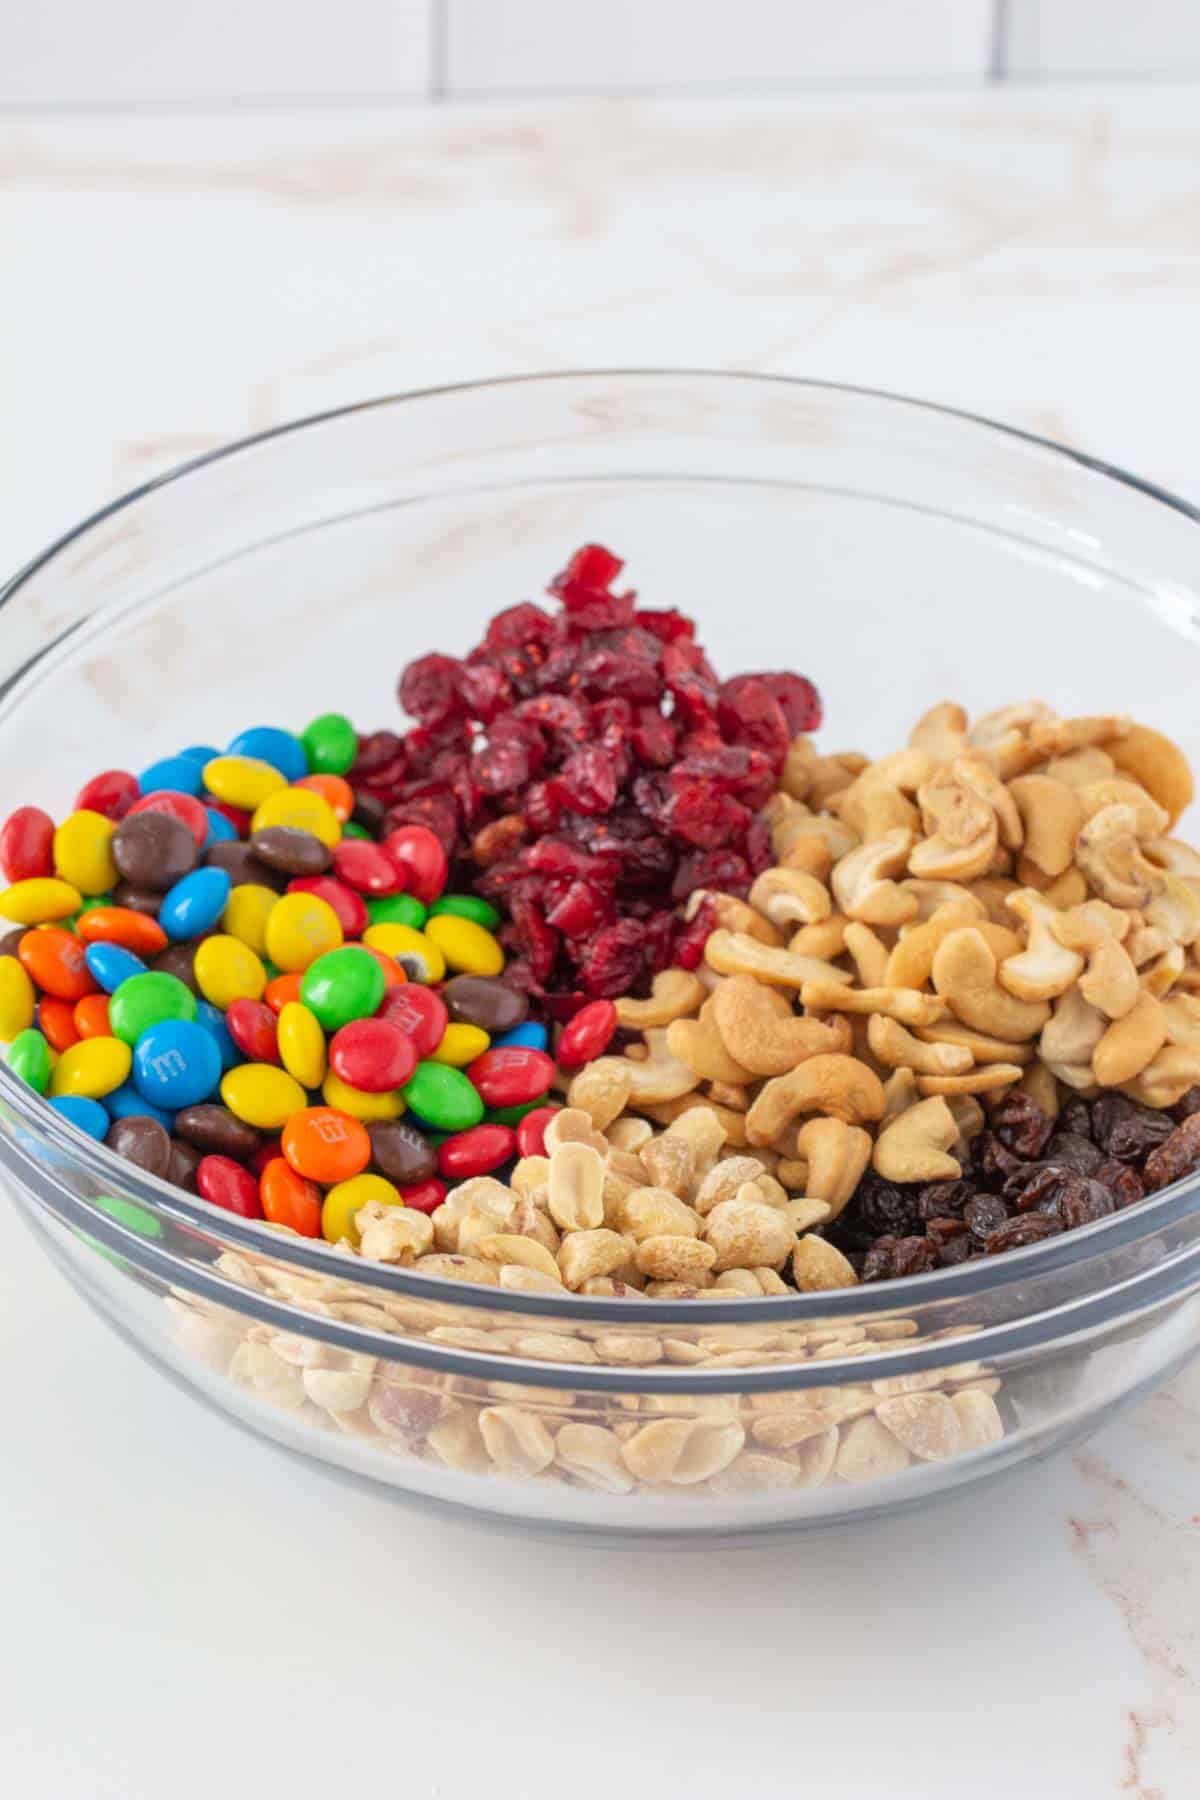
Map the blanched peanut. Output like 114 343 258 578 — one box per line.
558 1229 635 1289
792 1234 858 1292
635 1236 718 1281
547 1141 606 1233
617 1186 702 1241
703 1192 796 1270
566 1059 633 1130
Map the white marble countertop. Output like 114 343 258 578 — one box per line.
3 83 1200 1800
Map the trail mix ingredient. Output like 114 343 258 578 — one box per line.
348 544 820 1008
595 698 1200 1283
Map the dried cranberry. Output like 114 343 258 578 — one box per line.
671 897 717 972
545 880 614 941
717 677 790 767
992 1091 1055 1160
484 602 556 656
630 707 678 768
633 607 695 644
458 661 511 722
577 918 646 997
398 653 463 726
556 747 618 815
664 784 752 850
506 897 559 985
670 848 751 902
755 671 822 735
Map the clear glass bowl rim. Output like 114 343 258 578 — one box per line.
4 366 1200 1347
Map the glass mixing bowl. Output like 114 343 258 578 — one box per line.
4 371 1200 1540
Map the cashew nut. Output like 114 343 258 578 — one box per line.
885 902 984 988
965 876 1022 923
1144 837 1200 879
880 1066 920 1123
1040 984 1106 1067
872 1096 961 1183
834 774 921 841
1075 804 1166 908
1052 905 1140 1018
899 879 989 922
1028 714 1131 756
710 975 851 1077
953 752 1023 849
747 867 831 929
916 1064 1024 1097
910 773 999 882
909 701 968 761
745 1055 886 1145
615 968 707 1030
793 1118 872 1220
1042 867 1089 910
801 980 946 1027
1109 722 1194 827
999 889 1084 1002
788 916 850 960
1075 779 1170 841
867 1013 973 1076
1126 1045 1200 1109
768 799 858 864
916 1019 1034 1066
969 700 1056 747
931 927 1050 1041
832 830 919 926
1092 991 1167 1087
1163 992 1200 1048
843 921 889 988
1145 875 1200 947
1140 943 1186 997
1044 746 1116 787
1018 1061 1060 1119
704 929 852 991
666 1003 755 1086
686 889 783 947
1007 775 1084 877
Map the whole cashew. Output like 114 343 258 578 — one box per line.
1075 804 1166 908
745 1055 886 1145
747 867 832 929
1092 991 1167 1087
1144 837 1200 880
915 1019 1034 1066
931 928 1050 1041
768 799 858 864
832 831 919 926
1145 875 1200 948
1043 746 1115 788
1028 714 1131 756
953 752 1024 849
1126 1045 1200 1108
1040 984 1106 1067
615 968 707 1030
872 1096 961 1183
704 929 853 990
711 975 851 1077
1109 722 1194 827
867 1013 973 1076
843 921 889 988
910 773 998 882
800 980 946 1027
1075 779 1170 841
916 1064 1024 1097
794 1118 872 1220
1007 775 1084 877
687 889 783 947
666 1000 756 1086
885 902 984 988
788 916 850 960
999 889 1084 1002
900 879 989 922
968 699 1056 747
909 701 969 761
834 775 921 841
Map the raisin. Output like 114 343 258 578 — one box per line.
937 1234 976 1268
1042 1131 1104 1176
984 1213 1064 1253
861 1236 900 1282
1092 1158 1145 1208
1060 1097 1094 1139
1172 1085 1200 1124
917 1179 975 1221
925 1216 968 1246
1058 1179 1118 1230
1008 1165 1089 1215
1106 1109 1175 1166
964 1193 1010 1240
861 1234 937 1280
973 1132 1028 1190
1090 1094 1141 1156
1143 1113 1200 1192
840 1172 922 1246
992 1091 1055 1159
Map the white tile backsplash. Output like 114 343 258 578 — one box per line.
0 1 432 105
1004 1 1200 76
444 0 996 93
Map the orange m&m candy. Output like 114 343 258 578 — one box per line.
259 1157 323 1237
77 906 168 956
39 996 81 1053
280 1105 370 1184
264 971 304 1014
19 927 98 1001
359 944 408 990
74 993 113 1039
293 774 355 823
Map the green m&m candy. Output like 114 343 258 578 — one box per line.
428 894 501 930
9 1027 52 1093
300 711 357 776
108 972 197 1047
366 893 427 930
401 1061 485 1132
341 821 371 841
300 946 385 1031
